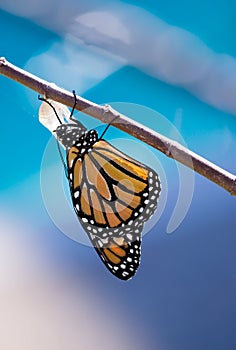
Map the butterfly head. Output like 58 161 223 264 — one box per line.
55 123 87 150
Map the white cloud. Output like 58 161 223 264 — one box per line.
2 0 236 114
0 206 152 350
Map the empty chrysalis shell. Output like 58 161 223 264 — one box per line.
39 100 71 133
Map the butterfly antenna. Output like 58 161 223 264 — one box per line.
99 115 120 140
56 138 69 179
38 95 62 125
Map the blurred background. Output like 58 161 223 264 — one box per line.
0 1 236 349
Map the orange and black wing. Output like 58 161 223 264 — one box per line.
67 139 161 279
89 233 142 280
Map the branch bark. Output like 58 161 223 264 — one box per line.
1 57 236 195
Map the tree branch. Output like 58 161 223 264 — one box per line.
1 57 236 195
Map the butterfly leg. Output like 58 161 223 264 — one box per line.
38 95 62 125
56 137 69 179
70 90 77 119
68 90 84 127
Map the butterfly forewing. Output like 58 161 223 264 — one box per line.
66 135 161 280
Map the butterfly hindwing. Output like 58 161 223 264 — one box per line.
89 230 142 280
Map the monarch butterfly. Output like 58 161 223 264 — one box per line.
39 92 161 280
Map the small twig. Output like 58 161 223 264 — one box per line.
1 57 236 195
